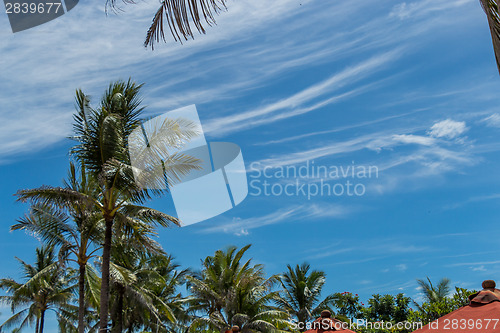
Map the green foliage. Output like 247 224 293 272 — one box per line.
0 246 75 333
275 263 336 331
362 293 411 324
410 286 477 325
108 239 190 333
187 245 292 333
332 292 362 319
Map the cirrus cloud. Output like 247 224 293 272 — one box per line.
428 119 468 139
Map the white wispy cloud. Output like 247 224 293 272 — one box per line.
303 238 432 261
389 0 472 20
250 116 476 196
442 193 500 210
305 247 356 260
447 260 500 267
481 113 500 127
200 203 346 235
396 263 408 272
203 50 402 136
428 119 468 139
472 265 487 272
0 0 480 163
1 0 354 162
254 124 470 171
254 110 427 146
392 134 435 146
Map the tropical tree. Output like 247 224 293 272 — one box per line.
17 79 200 332
73 79 199 331
331 291 362 320
14 162 103 333
187 245 291 333
362 293 411 324
410 281 477 325
107 236 190 333
417 277 450 305
0 246 74 333
413 277 451 323
138 254 192 333
275 263 337 331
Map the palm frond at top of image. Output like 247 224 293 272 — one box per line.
145 0 229 49
480 0 500 74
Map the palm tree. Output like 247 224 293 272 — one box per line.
15 80 200 332
108 240 190 333
70 79 199 331
275 263 336 332
15 162 171 332
187 245 291 333
0 246 74 333
416 277 451 304
136 254 191 333
480 1 500 74
414 277 451 322
14 162 103 333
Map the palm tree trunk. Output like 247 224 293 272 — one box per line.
112 285 125 333
78 263 86 333
298 313 307 332
39 310 46 333
35 317 40 333
99 216 114 332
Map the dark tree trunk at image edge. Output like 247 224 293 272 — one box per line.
39 310 46 333
78 263 86 333
99 217 114 332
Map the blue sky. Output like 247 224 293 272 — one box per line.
2 0 500 329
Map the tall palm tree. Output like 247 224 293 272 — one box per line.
187 245 291 333
0 246 74 333
480 0 500 74
70 79 199 332
275 263 336 332
14 162 103 333
16 80 200 332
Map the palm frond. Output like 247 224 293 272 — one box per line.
145 0 228 49
120 204 180 228
0 308 31 331
11 203 73 246
480 0 500 74
16 186 94 209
